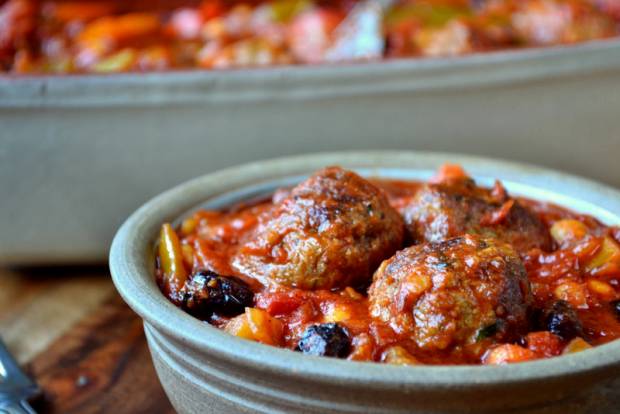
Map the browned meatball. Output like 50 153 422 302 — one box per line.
233 167 405 290
402 173 550 254
369 235 532 351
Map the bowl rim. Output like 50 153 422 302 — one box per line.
109 150 620 388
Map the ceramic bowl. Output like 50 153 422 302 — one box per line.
109 151 620 414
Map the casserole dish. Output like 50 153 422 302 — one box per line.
109 151 620 413
3 40 620 264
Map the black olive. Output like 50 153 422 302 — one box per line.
296 323 350 358
612 300 620 321
476 322 498 341
182 270 254 320
541 300 584 341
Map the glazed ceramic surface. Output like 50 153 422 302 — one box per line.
4 39 620 264
109 151 620 414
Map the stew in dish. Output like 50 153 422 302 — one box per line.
2 0 619 73
156 165 620 365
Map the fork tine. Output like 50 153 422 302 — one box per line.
0 338 35 388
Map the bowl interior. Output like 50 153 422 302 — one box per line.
188 169 620 225
109 151 620 387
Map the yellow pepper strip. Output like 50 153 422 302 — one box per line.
225 308 284 346
381 346 420 365
159 223 188 293
550 219 588 246
225 313 255 341
562 337 592 354
586 236 620 274
91 49 137 73
587 279 615 300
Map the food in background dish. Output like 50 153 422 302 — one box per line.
1 0 619 73
155 165 620 365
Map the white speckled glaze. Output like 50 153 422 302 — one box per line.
109 151 620 413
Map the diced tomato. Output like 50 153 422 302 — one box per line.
46 1 117 22
348 333 375 361
256 289 306 315
200 0 224 21
525 331 563 357
429 163 469 184
480 200 515 226
483 344 539 364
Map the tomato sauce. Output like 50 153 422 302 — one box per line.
156 167 620 365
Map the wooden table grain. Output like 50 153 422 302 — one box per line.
0 266 175 414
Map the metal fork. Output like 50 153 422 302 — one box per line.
0 338 39 414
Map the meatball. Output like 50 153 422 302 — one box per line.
402 172 550 254
233 167 405 290
369 235 532 351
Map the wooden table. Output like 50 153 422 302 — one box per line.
1 266 619 414
0 266 174 413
